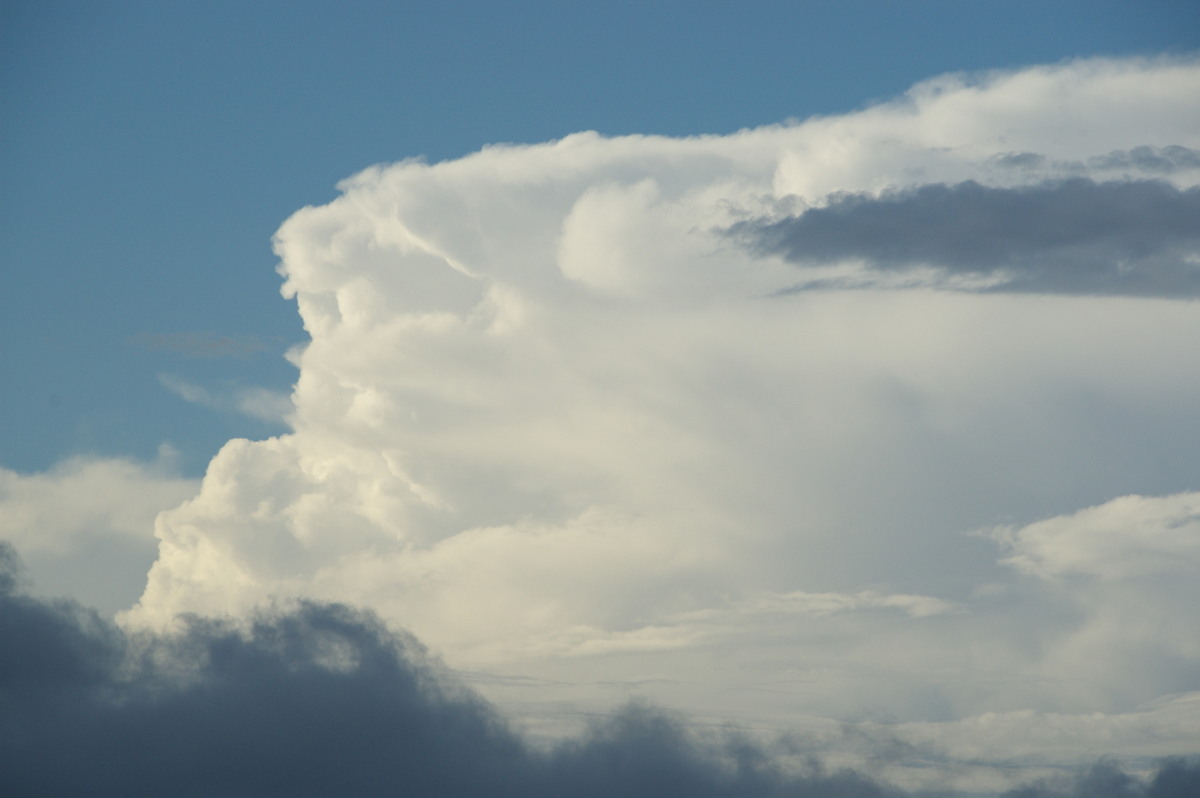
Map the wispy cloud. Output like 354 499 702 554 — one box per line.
129 331 272 359
158 373 292 424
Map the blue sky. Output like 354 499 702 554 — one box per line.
4 4 1200 795
3 0 1197 475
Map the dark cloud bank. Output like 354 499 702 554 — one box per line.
735 178 1200 297
2 542 1196 798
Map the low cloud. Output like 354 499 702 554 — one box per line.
0 543 898 797
735 179 1200 297
1000 759 1200 798
2 543 1196 798
0 447 194 555
1089 145 1200 175
0 448 198 615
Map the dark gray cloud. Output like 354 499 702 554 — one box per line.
990 152 1048 171
988 146 1200 176
1089 146 1200 175
0 542 897 798
1 541 1196 798
733 179 1200 297
1001 758 1200 798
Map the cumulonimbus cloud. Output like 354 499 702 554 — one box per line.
101 55 1200 789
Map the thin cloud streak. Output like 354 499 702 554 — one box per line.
158 373 293 424
128 331 273 360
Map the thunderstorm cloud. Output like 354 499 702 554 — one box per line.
5 56 1200 795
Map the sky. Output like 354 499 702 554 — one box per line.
3 2 1200 796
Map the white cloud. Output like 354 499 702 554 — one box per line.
736 589 962 618
986 492 1200 713
866 692 1200 794
118 56 1200 777
0 446 196 555
991 492 1200 580
0 446 199 614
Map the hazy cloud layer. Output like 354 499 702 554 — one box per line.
738 179 1200 296
85 56 1200 788
3 544 1197 798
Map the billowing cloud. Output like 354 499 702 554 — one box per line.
0 448 197 614
99 55 1200 788
3 544 1198 798
736 179 1200 296
0 447 193 555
